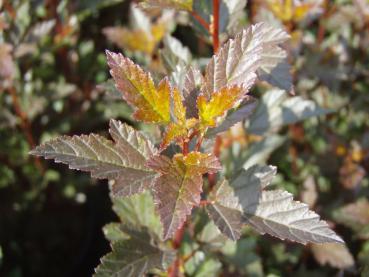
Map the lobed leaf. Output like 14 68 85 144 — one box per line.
94 227 175 277
161 87 196 150
202 22 290 98
147 152 221 239
231 166 344 244
31 120 157 197
106 50 170 124
206 97 257 137
206 179 243 240
197 85 247 129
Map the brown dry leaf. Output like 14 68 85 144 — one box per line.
311 243 355 269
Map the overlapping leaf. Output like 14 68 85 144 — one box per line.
197 85 248 129
161 87 196 150
30 119 157 197
106 50 170 124
206 97 257 137
202 22 290 98
94 227 175 277
206 179 243 240
147 152 221 239
231 165 344 244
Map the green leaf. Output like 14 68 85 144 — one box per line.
140 0 193 11
206 179 243 240
147 152 221 239
94 227 175 277
112 191 162 238
30 120 157 197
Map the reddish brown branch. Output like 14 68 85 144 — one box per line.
212 0 220 52
7 87 44 172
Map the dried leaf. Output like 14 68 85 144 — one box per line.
206 179 243 240
147 152 221 239
311 243 355 269
31 120 157 197
94 227 175 277
106 50 170 124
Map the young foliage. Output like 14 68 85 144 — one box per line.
147 152 221 239
29 2 348 275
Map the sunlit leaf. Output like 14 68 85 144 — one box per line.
161 87 196 150
31 120 157 197
206 97 257 137
202 22 289 98
94 227 175 277
231 166 344 244
106 50 170 124
206 179 243 240
147 152 221 239
197 85 248 129
140 0 193 11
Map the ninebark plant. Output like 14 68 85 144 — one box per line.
31 1 344 276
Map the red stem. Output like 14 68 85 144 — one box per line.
212 0 220 52
167 3 221 275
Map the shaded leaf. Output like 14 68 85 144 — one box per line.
246 89 330 135
206 179 243 240
147 152 221 239
311 243 355 269
333 199 369 239
94 227 175 277
112 191 162 237
31 120 157 197
106 50 170 124
206 97 257 137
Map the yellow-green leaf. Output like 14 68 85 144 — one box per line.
140 0 193 11
106 50 170 124
197 86 246 129
161 87 197 150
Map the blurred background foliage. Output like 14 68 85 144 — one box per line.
0 0 368 276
